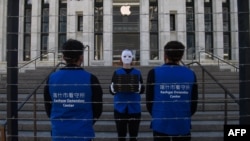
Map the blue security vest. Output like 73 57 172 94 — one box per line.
49 69 94 141
114 68 141 114
151 64 195 135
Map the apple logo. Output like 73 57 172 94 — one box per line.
120 5 131 16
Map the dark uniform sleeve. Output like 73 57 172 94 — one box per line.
191 73 198 116
91 74 103 124
44 79 52 118
146 69 155 115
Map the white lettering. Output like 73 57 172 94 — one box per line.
160 91 173 95
174 91 188 94
170 95 181 98
63 104 74 107
241 129 246 136
67 99 85 103
228 129 247 136
54 99 66 103
228 129 235 136
235 129 241 136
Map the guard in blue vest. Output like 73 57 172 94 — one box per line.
110 49 145 141
44 39 103 141
146 41 198 141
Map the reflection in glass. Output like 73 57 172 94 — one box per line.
94 0 103 60
24 35 31 61
186 1 195 60
59 8 67 33
113 6 139 32
59 35 66 53
78 16 83 31
112 1 140 65
170 14 176 31
41 2 49 60
41 35 48 60
204 1 213 56
24 3 32 61
58 2 67 58
223 0 231 59
150 0 159 60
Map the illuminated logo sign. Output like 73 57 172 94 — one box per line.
120 5 131 16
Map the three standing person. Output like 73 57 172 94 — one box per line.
43 39 197 141
146 41 198 141
44 39 103 141
109 49 145 141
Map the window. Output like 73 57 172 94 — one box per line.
113 0 140 65
94 0 103 60
223 0 231 60
113 6 139 32
170 13 176 31
204 0 213 56
150 0 159 60
78 15 83 31
58 0 67 58
23 0 32 61
186 0 195 60
41 0 49 60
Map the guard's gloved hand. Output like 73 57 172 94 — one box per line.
137 83 141 93
110 82 116 94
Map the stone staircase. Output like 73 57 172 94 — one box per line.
0 65 239 141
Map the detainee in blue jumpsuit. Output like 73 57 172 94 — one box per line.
110 49 145 141
146 41 198 141
44 39 103 141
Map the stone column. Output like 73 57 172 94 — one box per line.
195 0 206 62
158 0 170 62
213 0 224 59
176 1 187 59
67 1 76 39
48 0 59 62
0 0 7 62
103 0 113 66
18 0 25 62
30 1 41 61
82 0 94 66
140 0 150 66
230 0 239 62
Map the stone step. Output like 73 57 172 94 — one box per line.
6 119 238 134
12 121 236 141
0 65 240 141
0 96 239 112
0 105 239 119
0 93 240 114
14 131 224 141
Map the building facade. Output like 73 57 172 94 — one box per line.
0 0 239 71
